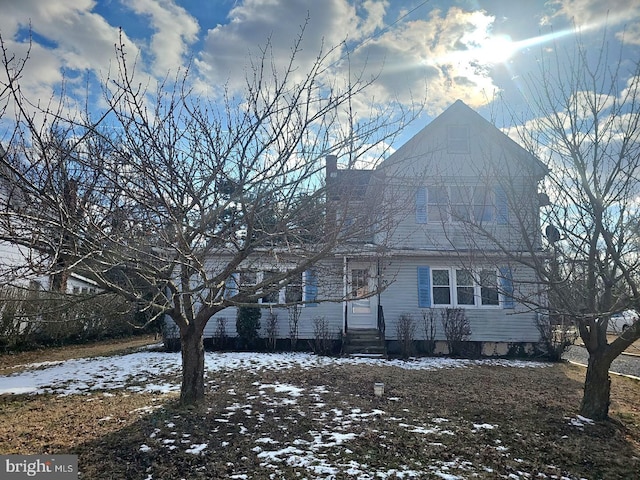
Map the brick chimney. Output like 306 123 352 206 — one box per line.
326 154 337 180
325 154 338 234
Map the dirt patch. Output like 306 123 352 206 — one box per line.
1 353 638 479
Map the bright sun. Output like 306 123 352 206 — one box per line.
436 33 517 68
475 34 517 65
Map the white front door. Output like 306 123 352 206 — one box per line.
348 264 377 329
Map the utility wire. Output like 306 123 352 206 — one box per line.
323 0 432 72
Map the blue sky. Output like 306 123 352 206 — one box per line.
1 0 639 152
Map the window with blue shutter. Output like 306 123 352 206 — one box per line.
417 266 432 307
495 185 508 225
304 269 318 307
415 187 427 224
499 266 515 309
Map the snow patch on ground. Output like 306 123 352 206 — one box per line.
0 349 580 479
185 443 208 455
567 415 595 428
0 351 549 396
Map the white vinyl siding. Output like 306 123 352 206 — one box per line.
480 269 499 306
382 258 540 343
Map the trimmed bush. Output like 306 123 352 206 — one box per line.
236 305 261 349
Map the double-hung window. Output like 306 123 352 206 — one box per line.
261 271 280 304
285 275 303 303
455 269 475 305
230 270 308 305
419 185 496 224
431 268 501 308
432 269 452 305
473 186 494 222
449 186 494 223
427 187 448 223
450 187 471 222
239 271 257 295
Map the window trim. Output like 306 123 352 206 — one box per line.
418 185 500 225
429 267 504 309
260 270 281 304
225 270 310 308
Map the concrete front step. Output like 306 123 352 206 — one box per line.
348 353 386 359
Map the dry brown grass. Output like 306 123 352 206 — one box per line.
0 339 638 479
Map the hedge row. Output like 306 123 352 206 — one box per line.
0 286 153 351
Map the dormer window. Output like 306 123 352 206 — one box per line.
447 125 470 153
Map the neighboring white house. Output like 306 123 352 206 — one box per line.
165 100 550 356
1 146 99 295
0 147 36 288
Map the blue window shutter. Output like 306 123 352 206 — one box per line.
417 266 431 308
499 266 515 309
224 273 239 299
304 269 318 307
416 187 427 224
495 185 508 225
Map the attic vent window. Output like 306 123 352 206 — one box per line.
447 125 470 153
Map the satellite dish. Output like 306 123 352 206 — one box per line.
545 224 561 243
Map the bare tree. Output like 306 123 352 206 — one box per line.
0 30 413 404
515 35 640 420
453 34 640 420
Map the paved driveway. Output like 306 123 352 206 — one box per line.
563 345 640 379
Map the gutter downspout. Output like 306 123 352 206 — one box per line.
343 255 348 335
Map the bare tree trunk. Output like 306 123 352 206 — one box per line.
179 322 206 405
580 352 612 421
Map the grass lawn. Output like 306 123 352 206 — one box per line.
0 339 638 479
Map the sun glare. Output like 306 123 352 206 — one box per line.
474 34 516 64
468 27 581 66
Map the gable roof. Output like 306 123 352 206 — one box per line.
379 99 548 179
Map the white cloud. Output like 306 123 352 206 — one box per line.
0 0 143 128
195 0 359 94
0 0 137 78
194 2 504 116
344 7 504 115
123 0 199 75
617 21 640 45
358 0 388 37
544 0 640 33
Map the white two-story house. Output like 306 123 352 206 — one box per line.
168 100 549 356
